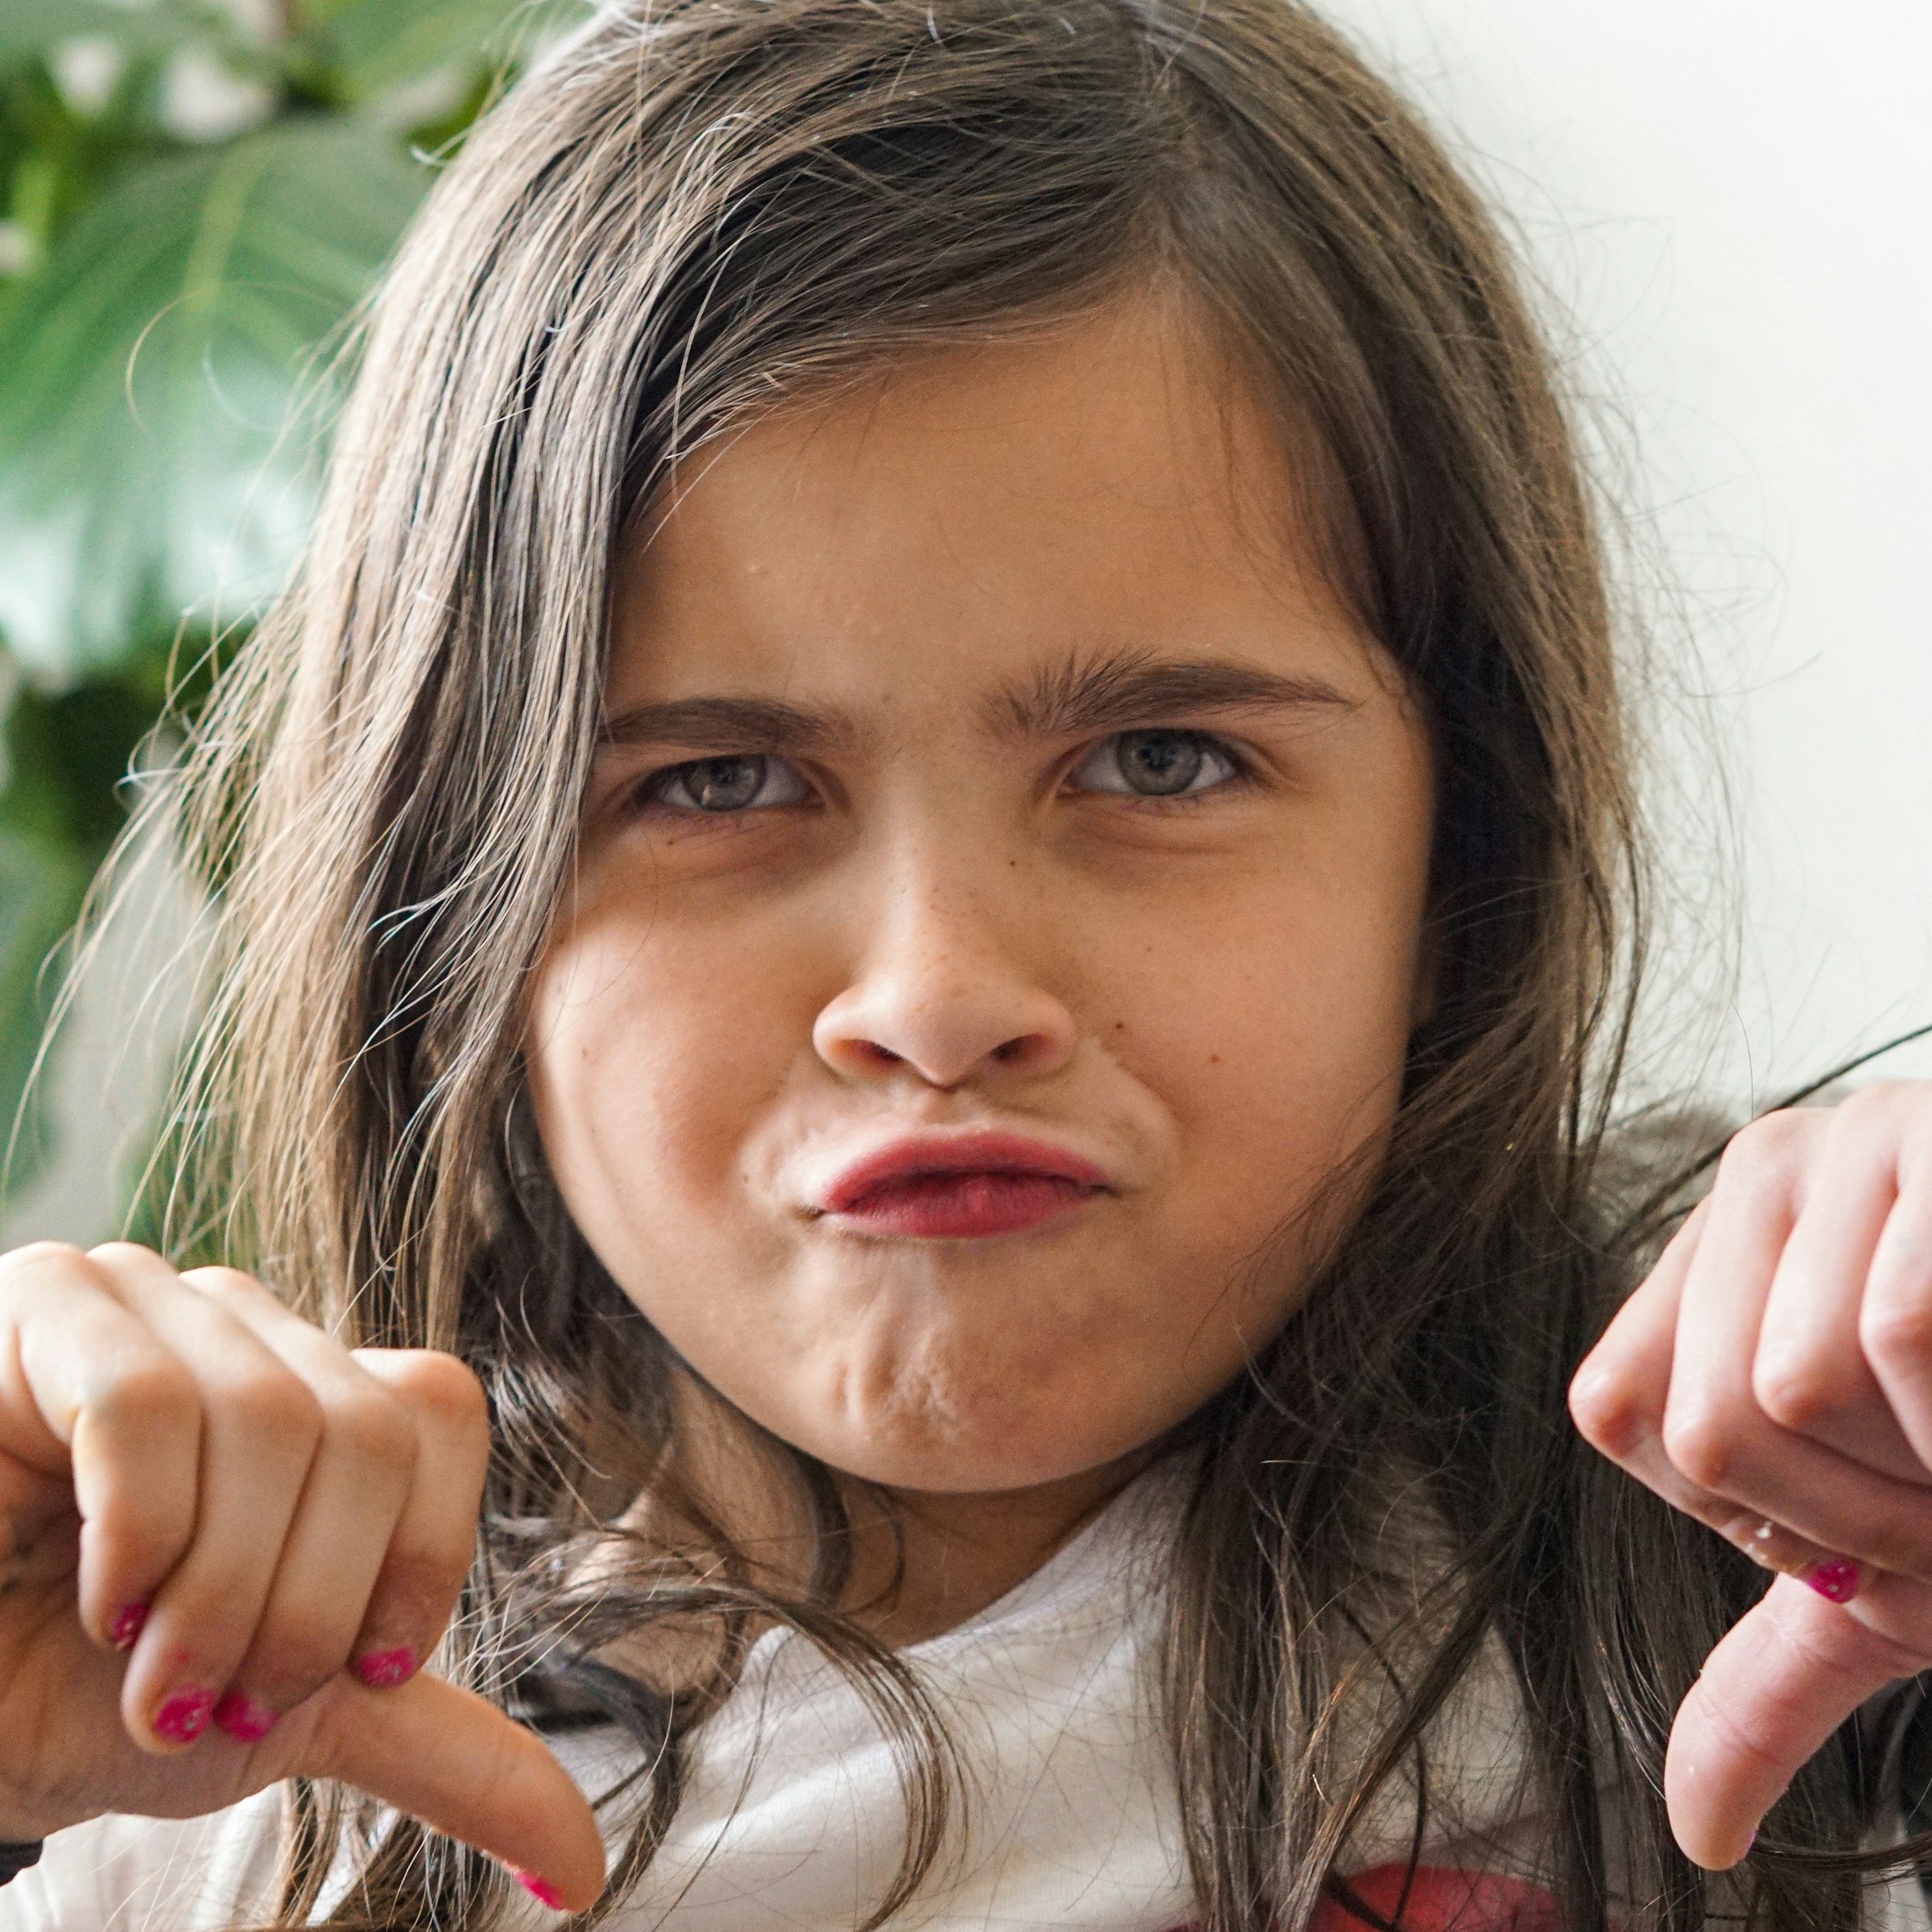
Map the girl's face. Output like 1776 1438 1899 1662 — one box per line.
526 295 1435 1496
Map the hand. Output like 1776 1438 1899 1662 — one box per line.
1569 1083 1932 1872
0 1241 604 1912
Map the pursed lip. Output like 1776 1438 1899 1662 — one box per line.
815 1129 1114 1215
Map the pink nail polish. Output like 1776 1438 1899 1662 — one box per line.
354 1645 417 1690
1802 1558 1861 1604
151 1686 216 1744
212 1692 280 1743
511 1869 566 1911
109 1602 150 1651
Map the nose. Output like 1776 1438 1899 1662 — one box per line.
811 863 1079 1091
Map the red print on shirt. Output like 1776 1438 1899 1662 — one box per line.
1315 1867 1566 1930
1163 1863 1567 1932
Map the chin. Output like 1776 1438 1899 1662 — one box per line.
834 1440 1093 1494
805 1368 1176 1495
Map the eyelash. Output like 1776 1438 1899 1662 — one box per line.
625 729 1254 822
1063 729 1251 805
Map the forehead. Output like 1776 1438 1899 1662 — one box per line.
607 293 1389 714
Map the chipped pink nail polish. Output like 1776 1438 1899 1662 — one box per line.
512 1869 566 1911
354 1645 417 1690
1802 1558 1860 1604
212 1692 280 1743
109 1601 150 1651
151 1686 216 1744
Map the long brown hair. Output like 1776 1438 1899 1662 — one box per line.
142 2 1889 1925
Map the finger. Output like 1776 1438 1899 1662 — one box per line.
1662 1121 1799 1492
83 1245 324 1753
1649 1138 1932 1581
1666 1570 1932 1868
1574 1212 1846 1577
0 1245 203 1654
1571 1212 1829 1574
341 1348 491 1690
174 1269 419 1735
1753 1106 1922 1481
311 1673 606 1912
1570 1201 1704 1467
1862 1137 1932 1472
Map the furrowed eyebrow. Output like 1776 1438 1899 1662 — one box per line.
596 696 868 760
597 654 1354 762
983 651 1357 741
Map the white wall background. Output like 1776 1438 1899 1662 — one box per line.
1325 0 1932 1106
6 0 1930 1245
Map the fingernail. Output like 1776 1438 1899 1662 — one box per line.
109 1602 150 1651
354 1645 417 1690
151 1686 217 1744
212 1692 280 1743
1802 1558 1861 1603
511 1869 566 1911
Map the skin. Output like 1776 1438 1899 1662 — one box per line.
0 292 1926 1909
1571 1084 1932 1868
523 294 1437 1638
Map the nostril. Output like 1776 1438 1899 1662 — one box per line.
993 1037 1028 1063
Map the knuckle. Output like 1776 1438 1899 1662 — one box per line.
1839 1080 1909 1125
89 1356 200 1439
86 1241 161 1271
1862 1292 1932 1373
1750 1353 1842 1434
1719 1109 1810 1179
180 1265 270 1307
1567 1363 1648 1456
330 1388 419 1476
1660 1403 1742 1491
385 1350 489 1435
225 1369 324 1450
0 1239 88 1281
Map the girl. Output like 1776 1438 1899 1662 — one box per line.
1 1 1929 1926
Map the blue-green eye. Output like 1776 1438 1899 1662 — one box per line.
643 753 809 813
1068 729 1243 799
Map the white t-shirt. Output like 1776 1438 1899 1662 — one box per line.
5 1466 1928 1930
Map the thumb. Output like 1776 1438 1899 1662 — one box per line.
1666 1571 1924 1870
303 1674 606 1912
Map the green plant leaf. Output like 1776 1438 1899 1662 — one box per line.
0 0 204 64
0 114 429 680
323 0 582 102
0 824 91 1201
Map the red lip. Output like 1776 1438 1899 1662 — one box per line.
818 1131 1113 1239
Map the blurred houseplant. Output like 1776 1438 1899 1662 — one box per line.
0 0 576 1206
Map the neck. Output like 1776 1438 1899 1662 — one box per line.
835 1452 1158 1648
613 1377 1161 1650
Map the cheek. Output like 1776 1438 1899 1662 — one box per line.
525 912 798 1246
1120 824 1428 1286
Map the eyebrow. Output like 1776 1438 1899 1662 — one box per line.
981 652 1357 741
596 651 1356 760
597 695 869 759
